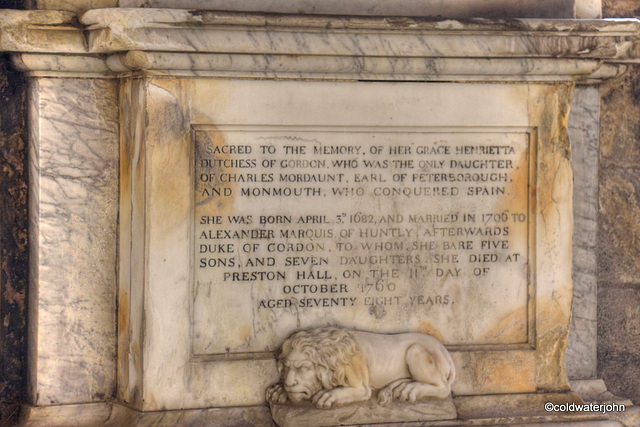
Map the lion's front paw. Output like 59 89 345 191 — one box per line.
311 389 337 409
266 384 288 404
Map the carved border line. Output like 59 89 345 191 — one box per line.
187 125 537 362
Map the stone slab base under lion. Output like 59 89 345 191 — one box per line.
269 396 457 427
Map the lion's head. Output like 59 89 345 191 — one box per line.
277 327 361 402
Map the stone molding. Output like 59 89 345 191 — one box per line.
0 9 639 81
29 0 604 20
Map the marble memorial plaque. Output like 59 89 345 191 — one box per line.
192 126 533 357
12 6 633 422
118 79 574 409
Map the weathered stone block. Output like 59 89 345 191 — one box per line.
597 287 640 405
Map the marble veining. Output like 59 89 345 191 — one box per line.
80 10 640 58
0 10 636 79
87 25 636 60
106 52 617 82
29 78 118 404
565 87 600 380
13 54 111 77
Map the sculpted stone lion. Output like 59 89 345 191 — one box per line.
266 327 456 409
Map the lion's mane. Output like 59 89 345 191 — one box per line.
278 327 362 390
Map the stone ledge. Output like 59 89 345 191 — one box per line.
19 403 276 427
0 9 639 80
31 0 604 20
18 398 628 426
571 379 639 427
270 396 457 427
80 10 640 59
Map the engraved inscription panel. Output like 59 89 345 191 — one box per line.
192 127 532 356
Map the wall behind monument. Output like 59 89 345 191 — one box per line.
599 0 640 406
0 2 28 426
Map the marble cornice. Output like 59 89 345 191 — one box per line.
2 8 640 81
0 10 86 53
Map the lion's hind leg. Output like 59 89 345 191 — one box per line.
393 343 452 402
377 378 411 406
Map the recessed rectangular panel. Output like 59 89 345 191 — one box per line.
192 126 532 357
